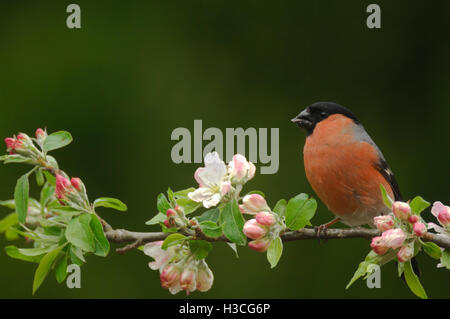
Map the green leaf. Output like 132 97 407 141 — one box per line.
45 155 59 169
380 184 393 208
5 229 20 240
161 233 186 250
0 213 19 233
43 131 73 153
90 215 110 257
404 260 428 299
55 255 68 284
15 174 30 224
176 197 201 215
167 188 174 203
173 187 196 199
0 199 16 209
439 250 450 269
196 208 220 223
346 250 396 289
189 240 212 260
145 212 166 225
199 221 223 238
5 245 44 263
18 245 58 256
421 241 442 260
65 214 95 252
226 242 239 258
43 171 56 186
220 200 246 246
409 196 430 215
33 246 63 294
273 199 287 217
157 193 171 214
285 194 317 230
70 245 85 265
35 169 45 186
1 154 32 164
40 182 55 212
267 237 283 268
93 197 127 212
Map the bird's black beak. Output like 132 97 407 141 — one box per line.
291 109 313 131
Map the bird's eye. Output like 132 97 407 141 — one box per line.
320 112 327 117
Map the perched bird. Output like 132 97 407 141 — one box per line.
291 102 401 229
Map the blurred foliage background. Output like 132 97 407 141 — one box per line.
0 0 449 298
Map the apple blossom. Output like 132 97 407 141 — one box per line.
382 228 406 249
431 201 450 227
397 244 414 263
160 264 182 289
370 236 389 255
180 267 197 295
243 219 267 240
413 222 427 237
373 215 394 232
239 194 269 215
256 211 276 226
143 241 174 270
228 154 256 184
188 152 232 208
392 201 411 220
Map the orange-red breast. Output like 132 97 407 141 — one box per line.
292 102 401 228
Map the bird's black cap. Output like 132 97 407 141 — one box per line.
291 102 359 135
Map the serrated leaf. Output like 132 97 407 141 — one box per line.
267 237 283 268
440 250 450 269
176 197 201 215
5 245 44 263
220 200 246 246
189 240 212 260
404 260 428 299
70 245 85 265
145 212 166 225
14 174 29 224
0 213 18 233
65 214 95 252
173 187 196 199
0 200 16 209
273 199 287 217
409 196 430 215
196 208 220 223
285 194 317 230
43 131 72 153
157 193 171 214
90 215 110 257
1 154 32 164
422 241 442 260
40 182 55 215
93 197 127 212
161 233 186 250
55 255 68 284
199 221 223 238
380 184 393 208
18 245 58 256
33 246 63 294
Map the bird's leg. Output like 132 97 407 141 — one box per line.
314 217 341 241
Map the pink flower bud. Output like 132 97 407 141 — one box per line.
373 215 394 232
4 138 15 150
55 174 71 199
175 205 184 214
370 236 389 255
70 177 82 191
241 194 269 215
413 222 427 237
35 128 47 142
408 215 419 224
16 133 26 141
431 201 450 227
163 219 173 228
166 209 177 218
228 154 256 184
180 268 197 294
397 244 414 263
392 201 411 220
160 264 181 289
438 211 450 227
243 219 267 240
256 211 276 226
248 237 271 252
382 228 406 249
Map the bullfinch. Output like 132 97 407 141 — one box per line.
291 102 401 229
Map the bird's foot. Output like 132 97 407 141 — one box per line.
314 217 341 243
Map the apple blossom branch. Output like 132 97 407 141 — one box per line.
105 226 450 254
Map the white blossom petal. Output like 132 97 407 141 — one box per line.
203 193 222 208
188 187 214 202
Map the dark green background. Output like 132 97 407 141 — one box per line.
0 1 449 298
